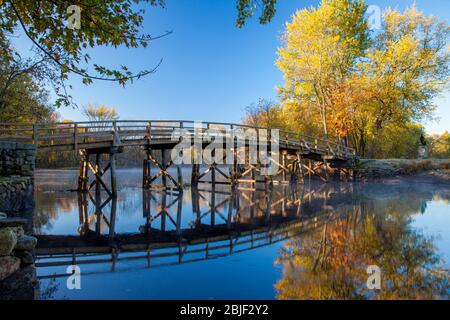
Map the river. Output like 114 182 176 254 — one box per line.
33 168 450 299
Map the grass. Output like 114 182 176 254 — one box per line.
356 158 450 178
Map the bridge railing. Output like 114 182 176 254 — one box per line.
0 120 355 158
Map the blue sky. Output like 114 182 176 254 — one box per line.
14 0 450 134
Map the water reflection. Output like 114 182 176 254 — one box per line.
275 185 450 300
33 172 450 300
36 183 339 273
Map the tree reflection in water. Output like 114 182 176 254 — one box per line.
33 170 450 300
275 194 450 300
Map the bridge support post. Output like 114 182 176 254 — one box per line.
338 167 354 181
282 152 288 183
290 159 299 183
210 186 216 226
77 191 89 233
191 164 199 187
78 150 89 192
251 166 256 190
231 149 239 187
110 152 117 197
308 159 312 181
177 165 183 189
77 147 121 198
161 149 167 188
143 148 182 191
265 175 273 190
296 152 305 181
95 154 102 199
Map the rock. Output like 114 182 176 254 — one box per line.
0 228 17 256
0 265 40 300
14 250 34 266
0 256 20 281
0 217 28 228
15 235 37 251
10 226 24 237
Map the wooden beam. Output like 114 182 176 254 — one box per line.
110 152 117 197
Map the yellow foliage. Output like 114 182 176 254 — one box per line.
82 103 119 121
274 1 449 158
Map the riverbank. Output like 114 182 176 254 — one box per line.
354 159 450 182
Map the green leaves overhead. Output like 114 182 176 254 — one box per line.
0 0 169 107
1 1 167 85
236 0 277 27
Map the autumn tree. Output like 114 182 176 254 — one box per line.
353 6 450 157
242 98 283 128
275 1 449 158
276 0 369 138
371 123 424 159
82 103 119 122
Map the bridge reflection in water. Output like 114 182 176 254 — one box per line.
34 176 450 300
35 182 353 279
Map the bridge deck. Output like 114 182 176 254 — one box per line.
0 120 355 161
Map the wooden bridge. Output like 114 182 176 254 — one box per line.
0 120 356 195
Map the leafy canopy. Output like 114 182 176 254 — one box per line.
0 0 278 107
0 32 54 122
274 1 449 157
277 0 369 137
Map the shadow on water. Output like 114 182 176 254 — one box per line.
32 170 450 299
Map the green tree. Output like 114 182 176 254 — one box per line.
236 0 277 27
370 122 423 159
0 0 169 107
429 131 450 158
0 31 54 122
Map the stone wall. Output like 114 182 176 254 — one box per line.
0 177 34 215
0 142 35 215
0 143 38 299
0 142 36 177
